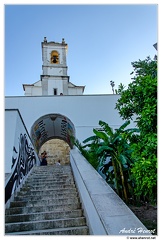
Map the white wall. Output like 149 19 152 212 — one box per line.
48 79 64 95
24 86 42 96
5 95 136 145
5 109 40 206
5 110 17 173
31 86 42 96
44 66 67 76
5 109 39 174
68 87 83 95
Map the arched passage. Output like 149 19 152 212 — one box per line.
30 113 76 155
39 139 70 165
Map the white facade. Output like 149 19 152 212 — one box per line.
6 39 137 173
23 80 42 96
5 94 136 146
23 38 85 96
5 110 18 173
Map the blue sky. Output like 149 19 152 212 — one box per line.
4 4 157 96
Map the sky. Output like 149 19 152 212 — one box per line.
4 3 158 96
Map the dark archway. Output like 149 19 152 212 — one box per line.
30 113 75 153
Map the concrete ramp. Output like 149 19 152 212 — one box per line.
70 149 151 235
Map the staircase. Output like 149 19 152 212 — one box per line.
5 165 89 235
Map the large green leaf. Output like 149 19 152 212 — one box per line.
124 128 140 133
83 135 99 144
112 135 122 144
116 120 130 134
119 154 128 165
99 120 114 136
96 146 114 154
93 129 109 142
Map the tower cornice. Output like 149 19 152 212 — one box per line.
41 37 68 48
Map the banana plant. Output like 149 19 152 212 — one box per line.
82 120 139 203
73 137 100 170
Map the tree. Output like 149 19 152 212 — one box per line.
115 83 126 94
115 56 157 203
116 56 157 121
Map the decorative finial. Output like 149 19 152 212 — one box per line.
44 37 47 43
62 38 65 44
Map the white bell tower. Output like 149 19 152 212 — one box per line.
23 37 85 96
41 37 69 95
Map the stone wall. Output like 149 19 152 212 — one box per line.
39 139 70 165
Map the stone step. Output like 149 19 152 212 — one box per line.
14 192 78 201
24 178 74 187
5 164 88 235
30 172 72 177
28 170 72 174
34 165 71 170
27 179 72 184
5 209 83 223
31 173 73 176
28 174 72 178
17 187 77 197
21 184 76 191
32 166 70 170
20 185 77 194
31 169 70 172
26 179 73 184
5 202 81 215
30 169 70 173
5 217 86 233
27 175 70 180
23 183 73 188
6 226 89 235
10 197 79 207
31 169 65 175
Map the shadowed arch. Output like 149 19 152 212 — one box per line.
30 113 75 153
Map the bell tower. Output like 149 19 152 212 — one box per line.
23 37 85 96
41 37 69 95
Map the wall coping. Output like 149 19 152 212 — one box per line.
5 94 120 98
70 149 151 235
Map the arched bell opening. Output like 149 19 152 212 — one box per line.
30 113 75 165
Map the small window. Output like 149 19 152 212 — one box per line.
53 88 57 95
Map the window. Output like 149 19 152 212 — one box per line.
53 88 57 95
